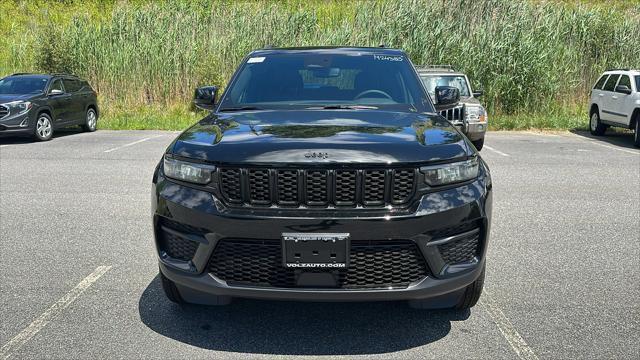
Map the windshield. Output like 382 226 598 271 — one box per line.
0 77 49 95
636 76 640 92
219 52 434 113
420 75 470 97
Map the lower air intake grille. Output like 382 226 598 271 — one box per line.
209 239 428 289
158 228 199 261
437 230 480 265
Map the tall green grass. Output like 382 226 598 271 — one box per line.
1 0 639 129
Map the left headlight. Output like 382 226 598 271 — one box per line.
163 156 216 184
2 101 32 116
420 157 479 186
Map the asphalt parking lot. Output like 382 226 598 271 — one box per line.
0 129 638 359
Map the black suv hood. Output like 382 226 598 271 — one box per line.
0 94 38 103
170 110 472 165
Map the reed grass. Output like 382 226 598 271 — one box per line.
1 0 639 130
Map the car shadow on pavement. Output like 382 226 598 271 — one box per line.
570 129 638 150
0 128 84 144
139 275 469 355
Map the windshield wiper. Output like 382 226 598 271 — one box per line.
218 106 263 112
307 105 378 110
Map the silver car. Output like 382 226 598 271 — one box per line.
417 66 487 150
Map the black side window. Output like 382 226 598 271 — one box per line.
617 75 631 91
63 79 81 93
593 75 608 90
49 79 64 93
602 74 620 92
80 81 92 91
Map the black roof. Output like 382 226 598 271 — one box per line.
250 46 405 56
6 72 78 79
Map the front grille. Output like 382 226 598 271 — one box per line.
0 105 8 119
220 169 242 203
209 239 428 289
219 167 416 208
440 105 464 122
437 230 480 265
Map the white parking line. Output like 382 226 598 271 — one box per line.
0 266 112 360
103 135 164 153
481 290 539 360
484 145 511 157
582 140 639 155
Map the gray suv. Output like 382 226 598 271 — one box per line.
417 66 487 150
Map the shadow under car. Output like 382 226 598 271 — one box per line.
138 275 470 356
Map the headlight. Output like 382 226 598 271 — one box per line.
464 105 487 123
420 157 479 186
163 156 216 184
2 101 32 116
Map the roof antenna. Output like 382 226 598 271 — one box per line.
378 44 386 48
264 44 274 49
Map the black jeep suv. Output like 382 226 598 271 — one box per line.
0 73 99 141
152 47 492 310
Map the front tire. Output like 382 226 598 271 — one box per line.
81 108 97 132
589 111 607 136
454 267 485 310
634 116 640 148
34 113 53 141
472 138 485 151
160 270 184 304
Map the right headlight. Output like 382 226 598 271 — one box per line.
420 157 479 186
163 156 216 184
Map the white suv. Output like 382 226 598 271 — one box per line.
589 69 640 147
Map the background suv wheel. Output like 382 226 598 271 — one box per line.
634 116 640 147
34 113 53 141
82 108 97 132
589 111 607 136
472 138 485 151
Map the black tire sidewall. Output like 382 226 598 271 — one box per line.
472 138 484 151
634 118 640 147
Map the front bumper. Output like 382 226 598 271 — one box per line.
152 164 492 303
465 122 487 141
0 111 34 136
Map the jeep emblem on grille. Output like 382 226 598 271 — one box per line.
304 152 329 159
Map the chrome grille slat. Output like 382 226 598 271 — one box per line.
440 105 464 122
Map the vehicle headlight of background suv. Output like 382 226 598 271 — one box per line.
163 156 216 184
0 100 32 119
464 105 487 123
420 157 479 186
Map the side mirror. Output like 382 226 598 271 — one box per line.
434 86 460 110
615 85 632 95
194 86 218 111
49 89 64 96
472 89 484 98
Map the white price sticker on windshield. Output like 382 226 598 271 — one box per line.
373 54 403 61
247 57 265 63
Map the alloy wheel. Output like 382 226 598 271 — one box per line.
87 109 97 130
590 113 598 132
36 116 52 139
